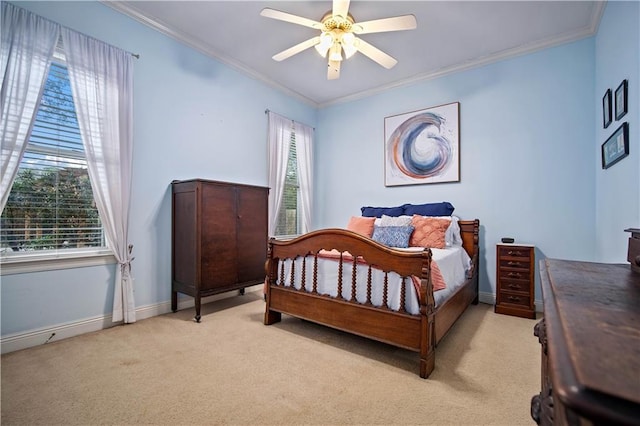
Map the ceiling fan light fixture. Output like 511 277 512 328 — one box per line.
340 32 357 58
314 45 328 58
342 44 357 59
341 32 355 46
329 42 343 62
314 31 333 57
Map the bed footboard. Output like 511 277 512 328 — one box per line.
264 220 480 379
264 229 436 377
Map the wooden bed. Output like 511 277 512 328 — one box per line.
264 219 480 378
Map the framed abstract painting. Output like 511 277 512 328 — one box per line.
384 102 460 186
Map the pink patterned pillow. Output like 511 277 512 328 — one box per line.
346 216 376 237
410 215 450 249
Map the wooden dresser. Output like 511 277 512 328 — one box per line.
626 228 640 273
495 243 536 319
531 258 640 425
171 179 268 322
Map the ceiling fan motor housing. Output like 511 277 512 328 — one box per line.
321 10 355 32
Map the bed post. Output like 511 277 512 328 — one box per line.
471 219 480 305
419 250 436 378
459 219 481 305
264 241 281 325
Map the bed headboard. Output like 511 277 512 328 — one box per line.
458 219 480 262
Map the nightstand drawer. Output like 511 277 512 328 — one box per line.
498 246 532 259
498 258 531 270
498 290 531 307
499 279 529 293
498 269 530 281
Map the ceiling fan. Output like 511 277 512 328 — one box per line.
260 0 417 80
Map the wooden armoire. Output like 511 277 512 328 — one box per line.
171 179 268 322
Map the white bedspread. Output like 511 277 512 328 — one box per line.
277 246 471 315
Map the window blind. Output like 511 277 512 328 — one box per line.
275 132 299 236
0 60 103 253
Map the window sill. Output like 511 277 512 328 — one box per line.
0 249 116 275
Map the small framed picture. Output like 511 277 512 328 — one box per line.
602 89 612 128
601 122 629 169
615 79 628 120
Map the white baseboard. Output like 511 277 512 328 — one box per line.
478 291 496 306
0 285 262 355
478 291 543 313
2 287 538 354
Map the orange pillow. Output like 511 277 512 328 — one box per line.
346 216 376 237
410 215 450 249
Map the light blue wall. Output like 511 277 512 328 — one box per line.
1 1 316 336
595 1 640 262
316 38 596 301
2 1 638 341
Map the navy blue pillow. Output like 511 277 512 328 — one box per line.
360 205 404 218
403 202 455 217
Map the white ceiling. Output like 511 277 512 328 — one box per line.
105 1 604 107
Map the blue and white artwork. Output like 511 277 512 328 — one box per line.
384 102 460 186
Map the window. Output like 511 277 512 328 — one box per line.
267 111 312 238
0 50 104 257
274 132 300 237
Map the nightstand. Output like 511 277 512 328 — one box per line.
495 243 535 319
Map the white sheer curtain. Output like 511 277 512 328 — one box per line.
294 121 313 234
267 111 293 236
0 2 59 212
61 28 136 323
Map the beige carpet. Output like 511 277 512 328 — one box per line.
1 294 540 425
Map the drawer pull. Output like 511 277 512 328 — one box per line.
508 283 521 289
507 261 522 267
507 250 524 256
507 272 522 278
508 296 521 302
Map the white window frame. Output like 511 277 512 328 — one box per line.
0 46 114 275
0 250 116 275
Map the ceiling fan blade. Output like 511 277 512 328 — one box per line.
354 38 398 69
353 15 417 34
327 60 341 80
260 8 322 29
272 37 321 62
332 0 350 20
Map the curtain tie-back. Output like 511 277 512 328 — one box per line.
119 244 135 277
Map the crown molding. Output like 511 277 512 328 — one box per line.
319 2 606 108
101 1 319 108
103 1 605 110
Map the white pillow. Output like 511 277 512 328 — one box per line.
443 215 462 246
380 214 412 227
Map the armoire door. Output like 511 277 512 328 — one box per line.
236 185 268 283
200 182 238 290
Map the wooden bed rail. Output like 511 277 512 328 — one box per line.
263 220 480 379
